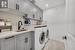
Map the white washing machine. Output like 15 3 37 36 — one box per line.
42 26 49 43
34 27 46 50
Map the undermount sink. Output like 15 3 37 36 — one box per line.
16 29 27 32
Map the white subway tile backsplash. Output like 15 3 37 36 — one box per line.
0 21 5 26
0 12 24 31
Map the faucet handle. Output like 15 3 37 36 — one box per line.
18 21 23 25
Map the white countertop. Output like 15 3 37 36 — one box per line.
0 29 34 39
0 24 47 39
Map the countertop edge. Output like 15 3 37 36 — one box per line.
0 30 34 39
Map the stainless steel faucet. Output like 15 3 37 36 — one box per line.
18 21 23 30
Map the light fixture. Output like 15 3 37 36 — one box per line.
45 4 49 7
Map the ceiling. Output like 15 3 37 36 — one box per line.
34 0 65 10
20 0 43 15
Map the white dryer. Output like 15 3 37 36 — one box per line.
34 27 46 50
42 26 49 43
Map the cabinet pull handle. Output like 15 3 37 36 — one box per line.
34 25 47 28
16 4 19 10
62 36 67 40
25 37 28 43
5 36 15 39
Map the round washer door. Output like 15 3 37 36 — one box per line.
39 32 45 44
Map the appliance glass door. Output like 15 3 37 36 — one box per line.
0 0 8 8
39 32 45 44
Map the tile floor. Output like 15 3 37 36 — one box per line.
44 39 65 50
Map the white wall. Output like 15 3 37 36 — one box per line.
65 0 75 35
66 0 75 23
43 5 66 42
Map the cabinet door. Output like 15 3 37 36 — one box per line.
16 33 32 50
15 0 20 10
0 0 8 8
25 33 32 50
64 33 75 50
1 36 15 50
8 0 16 9
18 0 25 13
16 33 26 50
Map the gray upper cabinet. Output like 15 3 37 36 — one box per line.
32 8 43 20
0 0 8 8
0 0 24 16
17 0 25 12
0 0 16 9
0 0 43 20
16 0 20 10
15 0 27 14
8 0 16 9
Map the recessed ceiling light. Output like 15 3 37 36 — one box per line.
45 4 49 7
